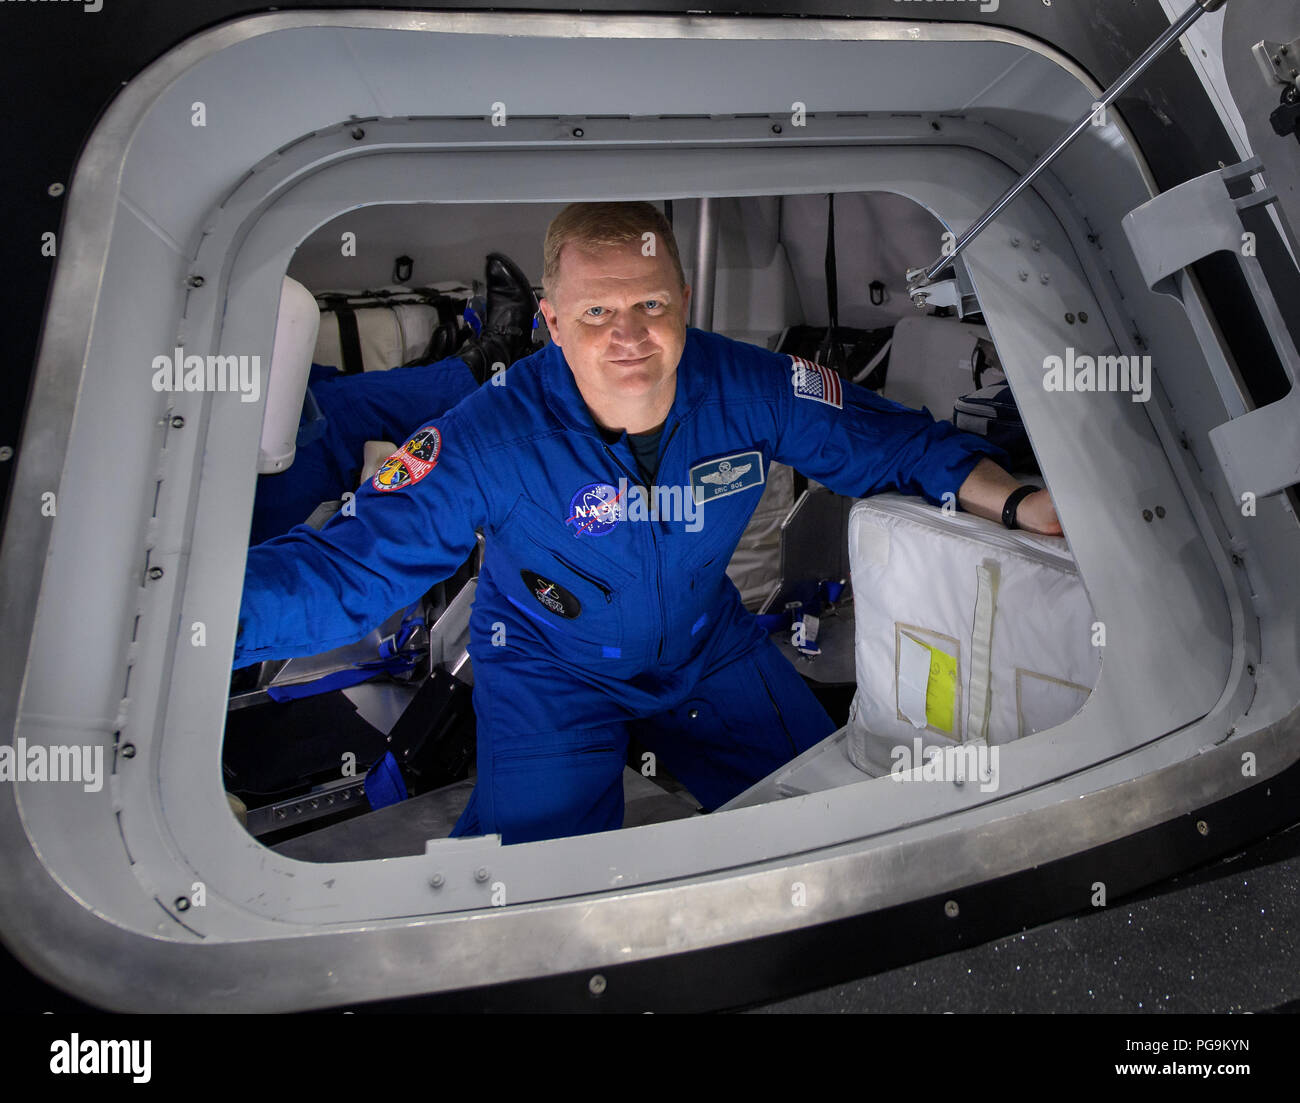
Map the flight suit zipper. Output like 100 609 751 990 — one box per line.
650 424 681 662
601 442 653 653
602 421 680 662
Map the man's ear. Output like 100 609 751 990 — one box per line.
681 282 692 324
538 297 562 347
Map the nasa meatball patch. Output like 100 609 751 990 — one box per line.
372 426 441 492
565 481 624 536
789 354 843 409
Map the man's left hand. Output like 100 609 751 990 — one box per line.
956 458 1063 537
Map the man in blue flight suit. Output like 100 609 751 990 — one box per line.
234 201 1061 845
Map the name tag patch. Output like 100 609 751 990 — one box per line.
689 451 765 504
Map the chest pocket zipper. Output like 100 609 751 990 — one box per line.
548 549 614 602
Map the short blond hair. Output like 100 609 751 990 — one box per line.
542 201 685 302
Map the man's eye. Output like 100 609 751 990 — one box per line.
644 300 662 310
586 306 606 317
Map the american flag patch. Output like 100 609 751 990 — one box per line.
789 355 843 409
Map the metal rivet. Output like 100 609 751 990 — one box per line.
148 565 164 580
170 415 185 429
1154 505 1166 518
1018 270 1028 282
1196 820 1209 836
0 446 12 462
47 183 65 197
588 974 607 995
474 867 490 883
1010 237 1021 247
429 873 444 889
944 900 960 918
1246 663 1255 676
771 123 782 134
1065 312 1075 324
1031 240 1041 251
1039 273 1050 284
1079 311 1088 323
1231 553 1242 565
688 708 699 719
572 127 584 138
350 127 365 140
120 743 136 759
930 121 941 131
175 896 191 912
187 275 205 288
1142 509 1153 522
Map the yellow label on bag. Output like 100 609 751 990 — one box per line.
924 643 958 734
902 630 958 735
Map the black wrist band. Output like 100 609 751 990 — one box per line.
1001 485 1037 530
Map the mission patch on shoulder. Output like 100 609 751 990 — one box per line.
372 426 441 491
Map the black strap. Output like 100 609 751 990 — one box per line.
803 201 844 502
817 193 840 371
664 199 674 228
335 306 365 376
1002 485 1037 530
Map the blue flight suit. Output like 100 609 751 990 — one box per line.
234 328 1009 843
249 358 479 544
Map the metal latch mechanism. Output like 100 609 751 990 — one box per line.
1252 36 1300 145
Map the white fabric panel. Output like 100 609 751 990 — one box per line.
779 192 948 329
725 460 794 609
880 315 991 419
313 302 442 373
845 493 1100 775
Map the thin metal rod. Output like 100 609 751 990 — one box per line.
691 197 720 331
917 0 1224 284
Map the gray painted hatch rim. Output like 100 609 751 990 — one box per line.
155 98 1244 922
0 10 1292 1011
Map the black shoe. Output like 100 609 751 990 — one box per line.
458 252 539 384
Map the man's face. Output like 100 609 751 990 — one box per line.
538 238 691 423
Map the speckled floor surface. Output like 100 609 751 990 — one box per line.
749 821 1300 1013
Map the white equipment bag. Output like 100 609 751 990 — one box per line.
845 493 1100 776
